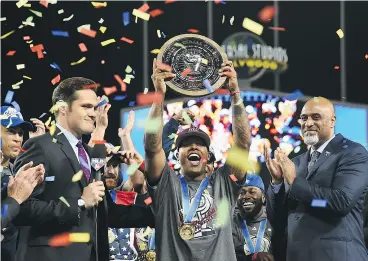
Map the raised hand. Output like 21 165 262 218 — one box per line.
151 58 176 94
219 60 239 93
118 110 135 138
95 96 111 130
117 150 144 166
29 118 46 138
262 140 283 184
81 180 105 208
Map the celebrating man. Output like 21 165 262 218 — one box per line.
264 97 368 261
144 59 251 261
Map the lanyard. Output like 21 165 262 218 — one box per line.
148 230 155 251
241 219 267 254
179 175 209 223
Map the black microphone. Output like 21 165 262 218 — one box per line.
90 144 107 182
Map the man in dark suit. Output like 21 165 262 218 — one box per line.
264 97 368 261
13 77 154 261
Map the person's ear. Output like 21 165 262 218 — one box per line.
331 115 336 128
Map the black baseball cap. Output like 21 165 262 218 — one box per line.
175 127 211 149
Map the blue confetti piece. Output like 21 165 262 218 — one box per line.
51 30 69 37
11 101 21 112
128 101 135 107
203 79 214 92
4 91 14 104
1 204 8 219
113 95 127 101
132 70 135 75
311 199 327 208
282 90 303 101
123 12 130 26
161 32 166 38
220 1 227 4
50 62 62 72
98 99 108 107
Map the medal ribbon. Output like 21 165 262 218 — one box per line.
148 230 155 251
241 219 267 254
179 175 209 223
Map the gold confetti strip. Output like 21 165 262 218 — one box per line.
336 29 344 38
12 80 23 89
59 196 70 207
29 9 42 17
99 26 107 33
1 30 15 39
182 110 192 125
6 119 13 128
114 146 121 151
45 116 52 127
157 29 161 38
0 115 9 120
123 78 131 84
150 49 160 54
201 58 208 65
168 133 176 140
91 2 107 7
230 16 234 25
101 39 115 46
70 57 86 66
142 227 152 238
58 9 64 14
127 164 140 176
222 15 225 24
125 65 132 73
22 21 35 27
63 14 74 22
49 101 68 114
173 42 186 49
140 118 161 133
16 64 25 70
72 170 83 182
49 122 56 136
77 24 90 32
69 233 90 243
16 0 28 8
132 8 150 21
52 138 57 143
24 3 31 7
242 17 263 36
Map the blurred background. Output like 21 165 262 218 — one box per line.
1 1 367 185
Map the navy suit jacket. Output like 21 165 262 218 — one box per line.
266 134 368 261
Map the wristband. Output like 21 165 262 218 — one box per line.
252 252 259 261
230 90 241 96
138 161 145 172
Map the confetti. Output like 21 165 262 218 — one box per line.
98 18 104 24
58 9 64 14
52 138 57 143
16 0 28 8
230 16 234 25
16 64 25 70
51 74 61 85
72 170 83 182
63 14 74 22
143 87 149 94
69 233 90 243
222 15 225 24
229 174 238 182
149 9 164 18
136 92 163 105
77 24 90 32
103 86 117 96
226 146 253 172
0 17 7 22
311 199 327 208
51 30 69 37
140 118 161 133
215 199 230 227
242 18 263 36
29 9 43 17
114 74 126 91
121 37 134 44
132 9 150 21
39 0 48 8
138 3 150 12
99 26 107 33
282 90 303 101
174 42 186 49
1 30 15 39
201 58 208 65
49 122 56 136
4 91 14 104
334 66 340 70
11 102 21 112
91 2 107 8
150 49 160 54
122 12 130 26
12 80 23 89
123 78 131 84
365 54 368 59
23 36 31 40
336 29 344 38
39 112 47 118
92 140 106 144
203 79 214 92
98 95 109 107
182 110 193 125
1 204 9 219
50 62 62 72
83 83 100 89
168 133 176 140
70 57 86 66
125 65 133 73
78 43 87 52
49 233 71 247
101 39 115 46
79 28 96 38
187 28 199 33
142 227 152 238
129 101 135 107
127 164 140 176
113 95 127 101
258 5 276 23
144 197 152 205
45 116 52 126
157 30 161 38
181 68 192 77
59 196 70 207
268 26 286 31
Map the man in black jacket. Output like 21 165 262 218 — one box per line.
13 77 154 261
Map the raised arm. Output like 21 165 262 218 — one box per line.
144 59 175 185
220 61 251 181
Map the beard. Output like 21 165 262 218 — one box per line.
303 131 319 146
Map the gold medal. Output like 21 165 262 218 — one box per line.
138 242 147 251
108 229 116 244
146 250 156 261
178 223 195 240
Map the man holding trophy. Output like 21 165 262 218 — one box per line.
144 34 252 261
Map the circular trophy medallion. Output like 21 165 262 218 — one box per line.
157 34 228 97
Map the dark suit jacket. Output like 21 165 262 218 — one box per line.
266 134 368 261
13 128 154 261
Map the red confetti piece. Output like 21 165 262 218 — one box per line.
114 74 126 92
181 68 192 77
187 28 199 33
51 74 61 85
78 43 88 52
136 92 163 105
18 147 28 152
334 66 340 70
92 140 106 144
103 86 118 96
39 0 48 8
165 0 176 3
270 128 277 135
138 3 150 12
49 233 71 247
365 54 368 59
121 37 134 44
23 36 30 40
30 44 44 52
144 197 152 205
215 89 228 95
268 26 286 31
79 28 97 38
214 0 222 3
258 6 276 23
229 174 238 182
6 50 16 56
149 9 164 18
83 83 101 89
